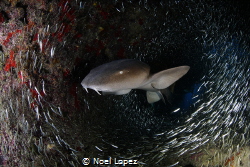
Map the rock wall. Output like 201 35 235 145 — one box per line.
0 0 249 166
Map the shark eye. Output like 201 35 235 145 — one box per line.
119 71 124 74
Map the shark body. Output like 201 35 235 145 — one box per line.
81 59 190 103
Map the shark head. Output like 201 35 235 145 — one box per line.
81 59 190 103
81 59 150 95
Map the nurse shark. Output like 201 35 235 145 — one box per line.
81 59 190 103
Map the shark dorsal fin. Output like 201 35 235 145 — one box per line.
150 66 190 89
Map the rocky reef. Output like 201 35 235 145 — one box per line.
0 0 249 166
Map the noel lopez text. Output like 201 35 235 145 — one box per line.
82 157 138 166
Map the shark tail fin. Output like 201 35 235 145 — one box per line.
146 91 165 104
160 87 174 104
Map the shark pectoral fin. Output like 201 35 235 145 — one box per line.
146 91 165 104
150 66 190 89
114 89 132 95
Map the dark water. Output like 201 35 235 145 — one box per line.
0 0 249 166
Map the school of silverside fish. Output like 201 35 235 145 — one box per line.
0 0 249 166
